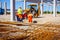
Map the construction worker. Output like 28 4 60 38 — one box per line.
23 10 27 19
28 12 33 23
16 7 23 22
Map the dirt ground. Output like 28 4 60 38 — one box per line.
0 14 60 40
0 14 60 24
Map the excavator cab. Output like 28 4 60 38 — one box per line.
28 4 40 17
28 4 37 10
28 4 37 17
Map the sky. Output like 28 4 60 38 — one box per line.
0 0 60 12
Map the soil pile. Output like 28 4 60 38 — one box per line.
0 22 60 40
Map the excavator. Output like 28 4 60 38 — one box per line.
25 3 41 17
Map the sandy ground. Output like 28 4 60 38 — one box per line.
0 14 60 40
0 14 60 24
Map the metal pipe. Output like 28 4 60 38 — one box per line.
0 2 2 8
53 0 57 17
4 2 7 15
24 0 26 10
10 0 15 21
41 0 43 16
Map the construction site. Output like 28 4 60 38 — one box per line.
0 0 60 40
